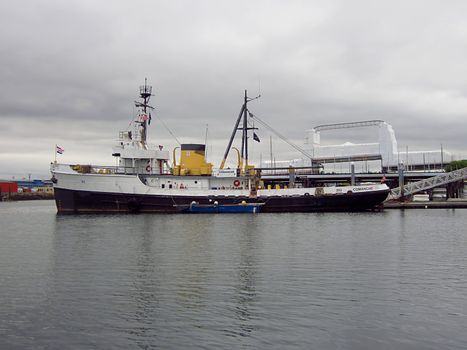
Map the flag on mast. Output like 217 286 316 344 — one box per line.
56 145 64 154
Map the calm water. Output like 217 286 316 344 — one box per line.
1 200 466 349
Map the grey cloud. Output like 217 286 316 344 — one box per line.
1 0 467 179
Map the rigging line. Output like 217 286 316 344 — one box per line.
248 112 313 159
204 124 209 159
154 113 181 145
127 105 136 130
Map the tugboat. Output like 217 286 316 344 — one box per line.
51 81 389 213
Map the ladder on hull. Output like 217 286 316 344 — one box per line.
389 167 467 200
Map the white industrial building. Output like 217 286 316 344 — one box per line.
264 120 451 172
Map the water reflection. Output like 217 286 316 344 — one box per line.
174 215 214 309
4 206 463 349
51 214 267 345
128 215 160 346
230 216 260 337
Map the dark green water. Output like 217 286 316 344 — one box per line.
1 200 466 349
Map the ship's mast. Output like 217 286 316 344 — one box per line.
241 90 249 171
220 90 259 173
136 78 153 143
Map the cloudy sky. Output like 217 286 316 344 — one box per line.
1 0 467 179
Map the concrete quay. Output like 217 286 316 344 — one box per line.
384 199 467 209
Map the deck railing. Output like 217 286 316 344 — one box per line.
53 163 172 176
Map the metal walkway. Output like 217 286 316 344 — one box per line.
314 120 385 131
389 167 467 200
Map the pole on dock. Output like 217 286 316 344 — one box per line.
289 166 296 188
441 143 444 168
398 162 405 200
269 136 273 169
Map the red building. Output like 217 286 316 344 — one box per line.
0 182 18 193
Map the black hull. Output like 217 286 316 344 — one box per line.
54 188 389 213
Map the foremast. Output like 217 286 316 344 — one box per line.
134 78 153 147
112 80 170 175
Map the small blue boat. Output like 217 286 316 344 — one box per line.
184 201 263 214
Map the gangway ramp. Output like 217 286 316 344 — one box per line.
389 167 467 200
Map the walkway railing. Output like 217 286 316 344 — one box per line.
389 167 467 200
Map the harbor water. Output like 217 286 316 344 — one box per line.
1 200 466 349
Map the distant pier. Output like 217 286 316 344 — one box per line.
1 192 54 202
384 199 467 209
